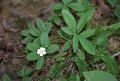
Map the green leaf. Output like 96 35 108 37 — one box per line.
18 66 32 77
61 41 71 51
79 29 95 38
39 76 49 81
68 3 85 11
77 0 82 3
55 53 67 61
96 32 109 45
24 68 32 77
60 77 67 81
62 6 70 11
62 9 76 32
27 52 39 61
68 72 77 81
62 0 73 4
61 27 74 35
77 9 94 33
36 57 44 70
48 15 55 21
54 17 61 25
104 55 119 76
45 22 52 33
49 63 63 78
37 18 45 32
107 22 120 30
73 35 78 53
57 30 69 40
80 0 92 10
76 74 81 81
28 23 41 36
27 43 39 52
47 44 59 54
79 37 95 55
83 71 118 81
53 3 63 9
22 36 34 44
21 29 30 36
76 49 85 60
71 56 87 76
114 5 120 20
3 74 12 81
40 32 50 47
33 37 41 45
107 0 117 7
23 77 31 81
17 71 23 77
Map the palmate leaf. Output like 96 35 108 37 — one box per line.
40 32 50 47
54 17 61 25
83 71 118 81
33 37 41 45
76 49 85 60
60 77 67 81
61 27 74 35
49 63 63 78
37 18 45 32
22 36 34 44
104 55 119 76
73 35 78 53
27 52 39 61
68 72 77 81
68 3 85 12
45 22 52 34
18 66 32 77
78 37 95 55
47 44 59 54
57 30 69 40
104 22 120 30
23 77 31 81
77 9 94 33
27 43 39 52
76 74 81 81
61 41 71 52
79 28 95 38
36 57 44 70
62 9 76 32
62 0 73 4
21 29 30 36
107 0 117 7
3 74 12 81
53 3 63 9
71 56 87 76
55 53 67 61
28 23 41 36
114 5 120 21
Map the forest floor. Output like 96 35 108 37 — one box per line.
0 0 120 81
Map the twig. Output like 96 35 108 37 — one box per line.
113 52 120 57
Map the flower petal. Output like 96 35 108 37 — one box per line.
40 47 46 51
42 51 46 55
37 49 40 54
40 53 43 56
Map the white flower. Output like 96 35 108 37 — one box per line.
37 47 46 56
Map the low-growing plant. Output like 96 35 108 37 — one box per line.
21 19 58 70
2 74 12 81
3 0 120 81
17 66 32 81
20 0 120 81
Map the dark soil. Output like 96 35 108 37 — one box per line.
0 0 55 80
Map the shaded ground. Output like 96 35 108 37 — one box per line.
0 0 54 80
